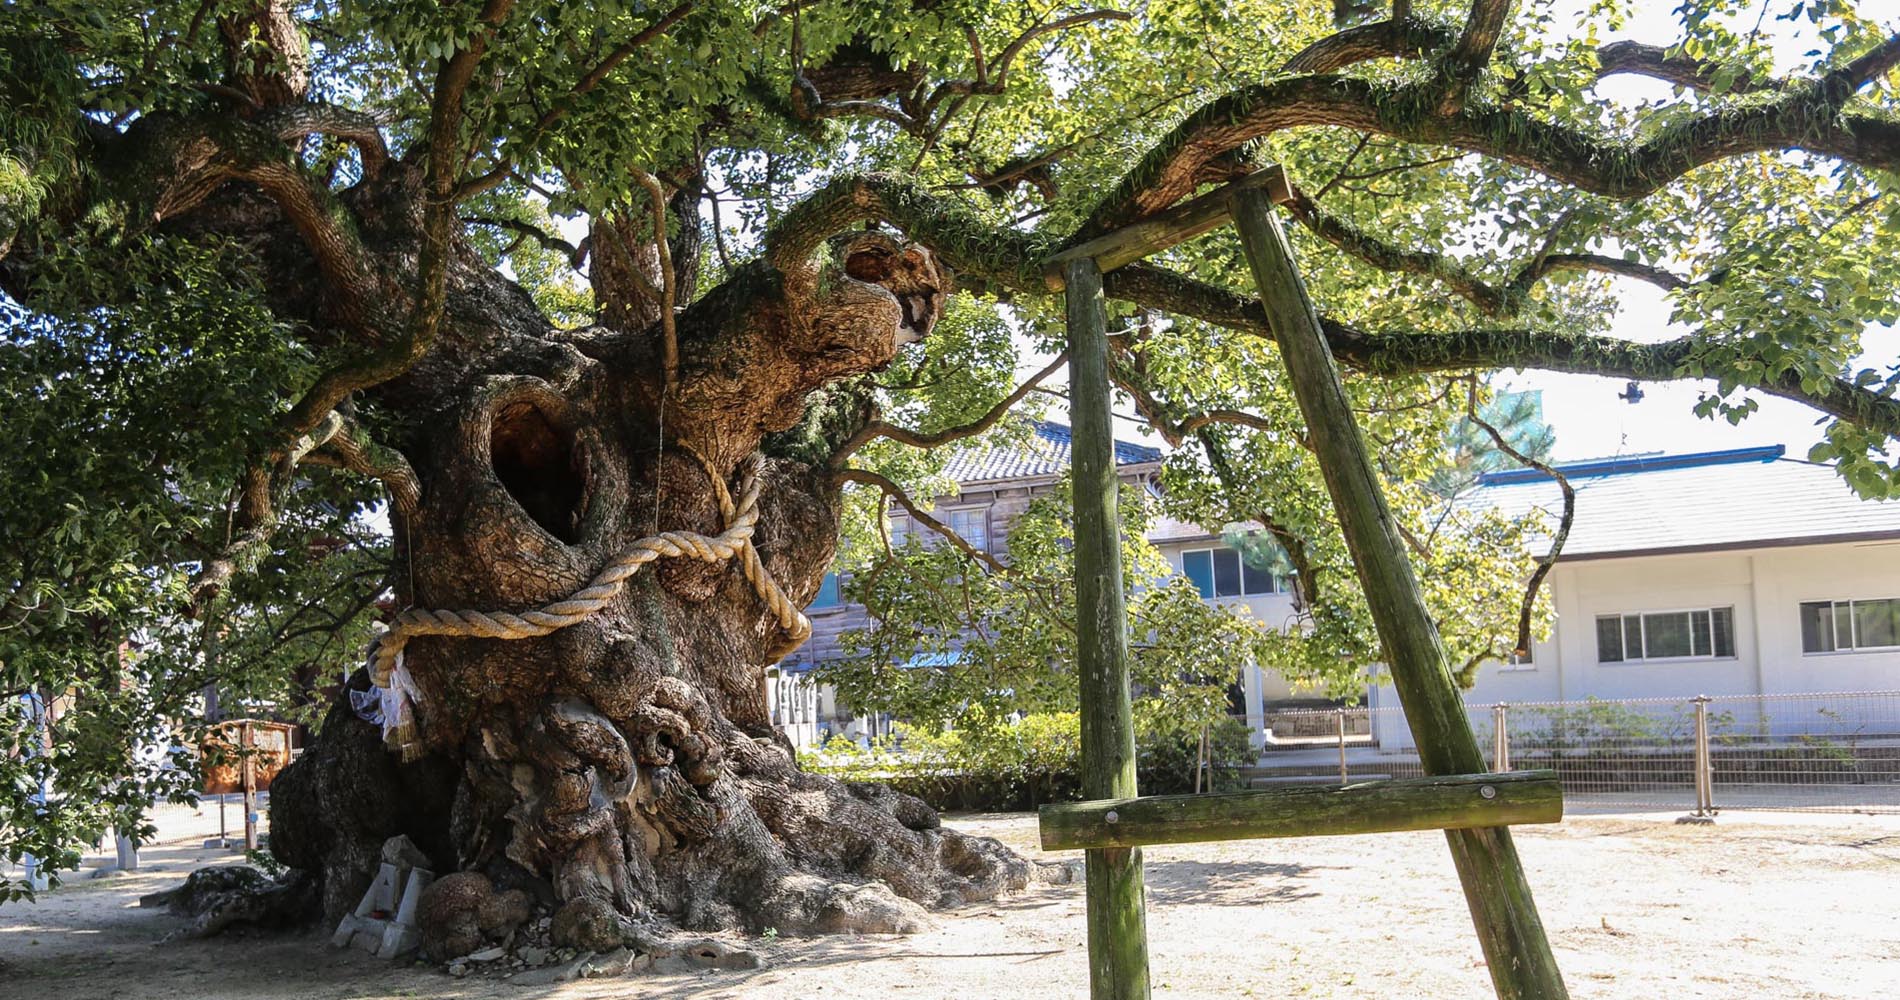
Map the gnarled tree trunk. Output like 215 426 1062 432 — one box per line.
258 188 1030 949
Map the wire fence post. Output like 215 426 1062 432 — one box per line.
1336 708 1348 784
1493 703 1511 772
1692 695 1716 818
241 719 259 852
1194 724 1209 794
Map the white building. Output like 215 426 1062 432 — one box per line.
776 436 1900 750
1365 445 1900 747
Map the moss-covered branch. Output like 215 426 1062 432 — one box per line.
737 174 1900 444
1095 260 1900 440
1077 72 1900 235
763 173 1055 287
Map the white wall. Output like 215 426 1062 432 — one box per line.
1368 540 1900 748
1748 540 1900 693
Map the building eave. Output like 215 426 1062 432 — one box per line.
1553 528 1900 563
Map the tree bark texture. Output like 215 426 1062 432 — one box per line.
121 161 1048 946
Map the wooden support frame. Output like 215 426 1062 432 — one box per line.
1050 169 1570 1000
1066 256 1153 1000
1043 167 1293 290
1040 771 1563 851
1227 185 1570 1000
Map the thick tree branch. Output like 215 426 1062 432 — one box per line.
1077 73 1900 235
196 0 517 608
1284 16 1455 73
1821 29 1900 104
1593 40 1772 93
120 108 386 333
737 174 1900 442
217 0 310 108
310 416 423 517
764 174 1053 287
1509 252 1688 294
1434 0 1513 114
1088 259 1900 439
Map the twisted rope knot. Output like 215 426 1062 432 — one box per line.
369 452 811 759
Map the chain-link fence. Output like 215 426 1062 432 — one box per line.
1242 689 1900 816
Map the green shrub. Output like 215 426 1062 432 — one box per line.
799 711 1254 810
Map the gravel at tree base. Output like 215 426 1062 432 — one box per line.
1 803 1894 999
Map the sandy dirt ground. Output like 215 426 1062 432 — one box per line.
2 802 1897 1000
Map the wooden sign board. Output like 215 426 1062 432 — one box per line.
202 720 296 794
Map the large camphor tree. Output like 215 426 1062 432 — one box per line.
4 0 1897 945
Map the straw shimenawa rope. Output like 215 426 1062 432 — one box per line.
367 452 811 759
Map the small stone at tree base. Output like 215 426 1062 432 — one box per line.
580 947 636 979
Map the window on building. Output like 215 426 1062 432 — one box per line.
1500 646 1534 671
1181 546 1279 599
1596 607 1735 662
886 507 991 552
944 507 989 551
811 572 842 609
1801 598 1900 653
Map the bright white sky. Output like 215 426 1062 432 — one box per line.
1514 288 1896 463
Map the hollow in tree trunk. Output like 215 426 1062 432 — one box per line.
263 219 1035 953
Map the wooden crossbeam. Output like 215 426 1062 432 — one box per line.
1038 771 1563 852
1042 166 1294 290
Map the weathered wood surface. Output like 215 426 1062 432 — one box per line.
1043 167 1293 289
1229 186 1571 1000
1039 770 1563 851
1067 256 1152 1000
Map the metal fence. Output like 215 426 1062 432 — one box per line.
1244 690 1900 816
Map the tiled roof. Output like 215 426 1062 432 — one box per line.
941 419 1161 484
1465 446 1900 558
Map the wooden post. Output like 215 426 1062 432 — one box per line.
1228 188 1570 1000
1066 256 1152 1000
241 720 259 852
1336 709 1349 783
1041 770 1563 851
1045 167 1292 290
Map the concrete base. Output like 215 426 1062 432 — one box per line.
331 858 435 959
